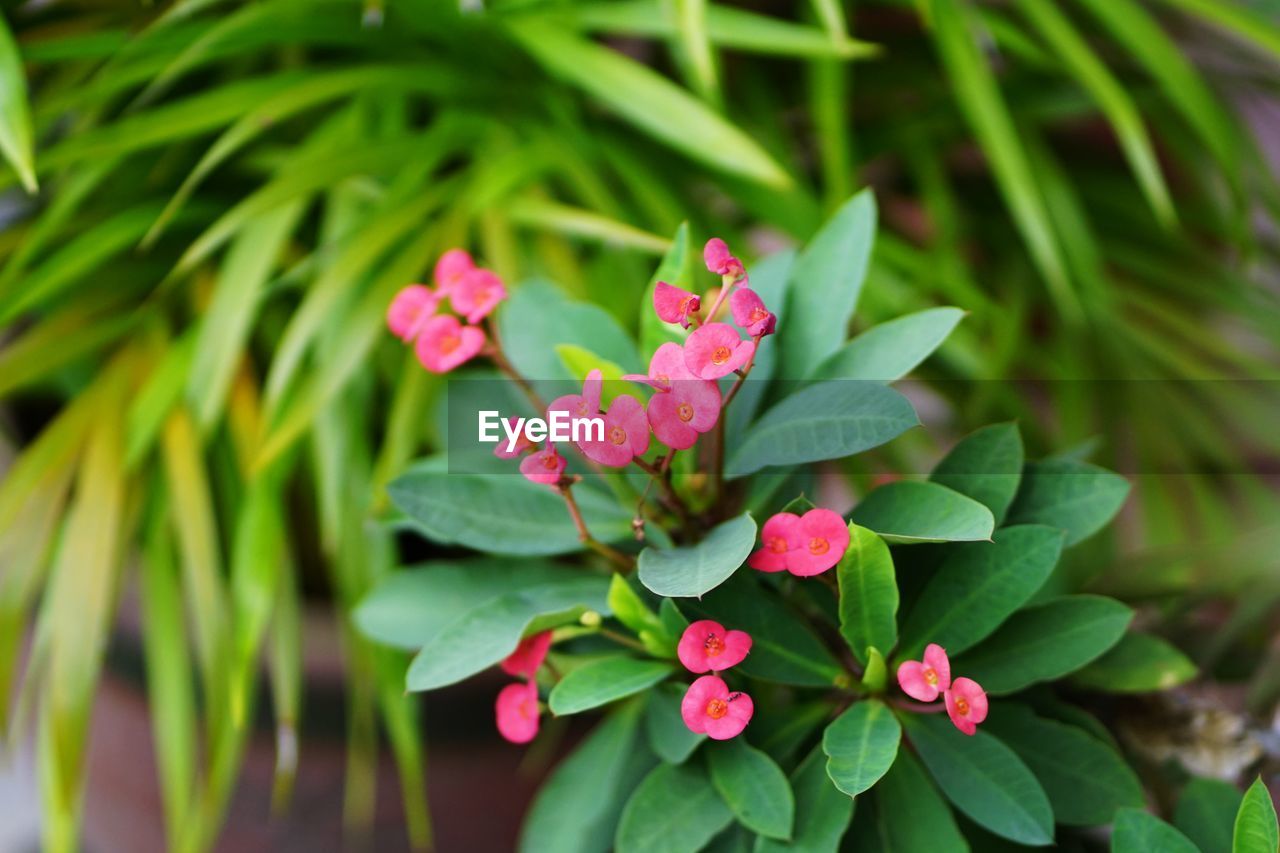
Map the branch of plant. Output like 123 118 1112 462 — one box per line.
712 332 764 501
557 478 635 572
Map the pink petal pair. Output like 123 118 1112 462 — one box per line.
704 238 745 280
520 443 567 485
495 631 553 745
677 620 751 673
548 370 603 428
493 417 537 459
748 509 850 576
681 675 754 740
501 631 553 678
684 323 755 380
579 394 650 467
730 288 776 337
434 249 475 294
386 285 442 342
452 268 507 324
625 344 722 450
653 281 701 329
896 644 989 736
415 315 486 374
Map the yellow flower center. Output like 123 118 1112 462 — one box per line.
954 697 969 716
439 334 460 354
808 537 829 555
677 402 694 422
924 668 938 686
711 345 732 365
704 633 725 657
609 426 627 445
705 698 729 720
767 536 788 554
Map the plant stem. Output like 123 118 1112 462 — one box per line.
598 628 648 653
485 319 547 413
712 333 763 500
558 481 635 572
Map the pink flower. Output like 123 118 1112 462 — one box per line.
647 380 721 450
451 267 507 324
623 342 696 392
414 315 486 373
747 512 801 573
677 620 752 673
944 677 988 736
386 285 441 342
495 681 540 744
434 249 474 294
520 443 566 485
500 631 553 678
653 281 701 329
681 675 753 740
897 644 952 703
784 509 849 576
493 417 537 459
684 323 754 380
704 238 745 279
579 394 650 467
548 369 603 423
730 288 776 337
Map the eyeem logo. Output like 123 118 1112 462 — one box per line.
478 410 605 453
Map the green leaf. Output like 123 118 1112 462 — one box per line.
836 524 898 667
904 713 1054 846
930 423 1024 525
984 705 1143 826
708 739 795 840
779 190 877 379
727 382 918 479
1070 632 1197 693
389 466 633 556
898 525 1063 660
865 748 968 852
558 345 631 406
403 575 612 691
812 307 964 382
1233 778 1279 853
1175 778 1242 853
0 16 36 193
861 647 887 693
645 684 705 764
953 595 1133 694
508 19 790 188
823 699 901 797
686 573 843 687
1112 808 1198 853
640 223 693 358
520 700 655 853
1006 459 1130 546
616 762 735 853
550 657 675 716
850 481 995 545
638 513 756 598
754 746 854 853
609 575 665 637
499 280 641 381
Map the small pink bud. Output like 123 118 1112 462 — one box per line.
680 675 753 740
747 512 802 573
414 315 486 373
677 620 752 673
944 677 988 736
520 443 566 485
500 631 553 678
493 417 537 459
730 288 776 337
579 394 650 467
386 285 441 342
434 249 475 294
784 509 849 576
495 681 541 744
703 238 745 279
451 267 507 324
897 644 952 703
683 323 754 380
653 281 701 329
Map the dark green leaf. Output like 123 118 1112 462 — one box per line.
953 595 1133 694
1233 777 1279 853
645 684 705 764
499 280 641 381
867 748 967 852
708 739 795 840
616 762 735 853
823 699 901 797
638 513 756 598
984 705 1143 826
550 657 674 716
850 481 995 545
904 713 1054 846
1111 808 1198 853
754 745 853 853
930 423 1024 525
836 523 898 667
898 525 1064 660
812 307 964 382
1175 778 1242 853
729 381 918 479
1006 459 1130 547
1070 632 1197 693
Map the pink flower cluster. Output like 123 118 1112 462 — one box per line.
748 508 850 576
677 620 755 740
494 631 552 744
386 249 508 373
897 643 988 736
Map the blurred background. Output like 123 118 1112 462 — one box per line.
0 0 1278 850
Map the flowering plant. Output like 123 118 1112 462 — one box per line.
355 194 1243 850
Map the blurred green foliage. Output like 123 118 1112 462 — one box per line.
0 0 1278 849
